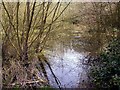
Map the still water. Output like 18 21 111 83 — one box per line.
46 48 89 88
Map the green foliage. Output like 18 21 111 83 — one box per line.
90 38 120 88
40 86 56 90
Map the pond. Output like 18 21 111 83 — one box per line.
45 47 89 88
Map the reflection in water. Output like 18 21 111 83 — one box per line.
46 48 88 88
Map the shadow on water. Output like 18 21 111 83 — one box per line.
45 48 89 88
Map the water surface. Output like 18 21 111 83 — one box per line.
46 48 88 88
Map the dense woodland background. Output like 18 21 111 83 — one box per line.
0 1 120 89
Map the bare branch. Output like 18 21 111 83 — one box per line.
2 2 16 32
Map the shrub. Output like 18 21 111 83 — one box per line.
90 38 120 88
